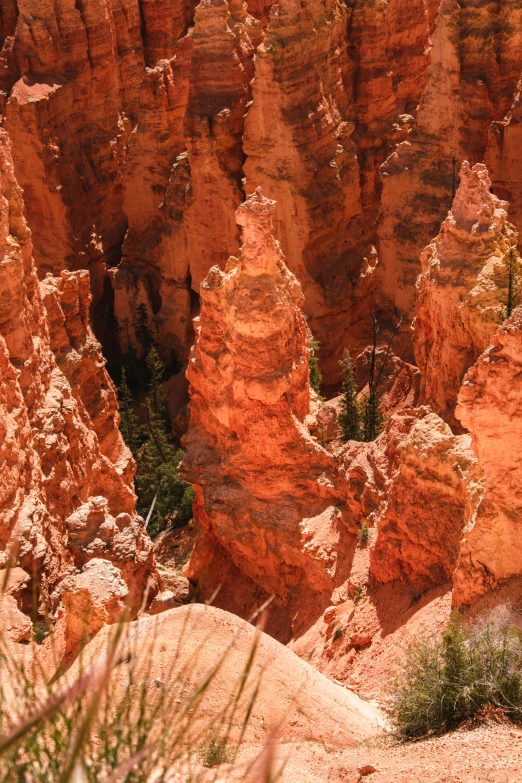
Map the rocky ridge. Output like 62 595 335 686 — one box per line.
1 0 522 388
0 128 154 637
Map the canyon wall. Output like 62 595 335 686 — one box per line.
0 128 154 617
1 0 521 387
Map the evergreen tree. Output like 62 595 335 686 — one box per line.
135 303 154 358
338 348 361 442
308 335 323 397
134 348 195 536
500 247 522 321
361 387 384 442
146 347 166 417
117 368 142 457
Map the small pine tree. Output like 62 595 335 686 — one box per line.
500 247 522 321
361 387 384 442
135 303 154 358
146 347 166 417
117 368 142 457
103 304 123 350
308 335 323 397
134 349 194 536
338 348 361 442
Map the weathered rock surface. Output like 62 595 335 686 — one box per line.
58 558 129 656
368 411 481 587
69 604 385 747
181 189 351 632
376 0 522 357
41 269 135 485
414 162 520 427
0 593 32 642
454 308 522 604
0 128 154 614
2 0 522 384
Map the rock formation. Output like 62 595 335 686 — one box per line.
1 0 521 390
454 308 522 604
414 161 521 427
0 128 154 616
368 410 481 587
181 189 351 633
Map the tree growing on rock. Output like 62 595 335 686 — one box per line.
338 349 361 442
118 368 142 457
500 247 522 321
338 313 401 442
118 348 195 536
308 333 323 398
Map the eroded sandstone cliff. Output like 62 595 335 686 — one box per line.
0 128 154 621
454 308 522 604
414 161 521 427
2 0 521 390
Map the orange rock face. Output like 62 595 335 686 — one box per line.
0 128 153 612
454 308 522 604
414 162 521 427
181 189 351 633
367 410 481 587
2 0 522 385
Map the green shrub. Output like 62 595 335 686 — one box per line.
119 348 194 537
308 335 323 398
333 625 345 642
357 522 369 546
200 736 231 768
391 613 522 740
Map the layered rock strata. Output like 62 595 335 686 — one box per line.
0 129 153 614
181 189 351 631
2 0 522 383
454 308 522 604
414 162 520 427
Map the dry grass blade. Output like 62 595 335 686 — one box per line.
0 598 275 782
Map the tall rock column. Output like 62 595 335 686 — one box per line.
181 189 350 631
413 162 520 427
454 309 522 604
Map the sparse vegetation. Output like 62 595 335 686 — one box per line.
118 340 194 537
498 247 522 321
357 522 370 546
353 586 364 603
0 608 264 781
391 612 522 740
333 625 345 642
338 313 401 443
338 348 361 442
308 334 323 398
200 736 231 768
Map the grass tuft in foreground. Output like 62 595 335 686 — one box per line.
0 604 281 782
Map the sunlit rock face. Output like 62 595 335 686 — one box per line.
414 161 521 428
181 189 352 634
0 128 154 614
454 308 522 604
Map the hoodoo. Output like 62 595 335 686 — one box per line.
181 188 351 636
414 161 521 427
